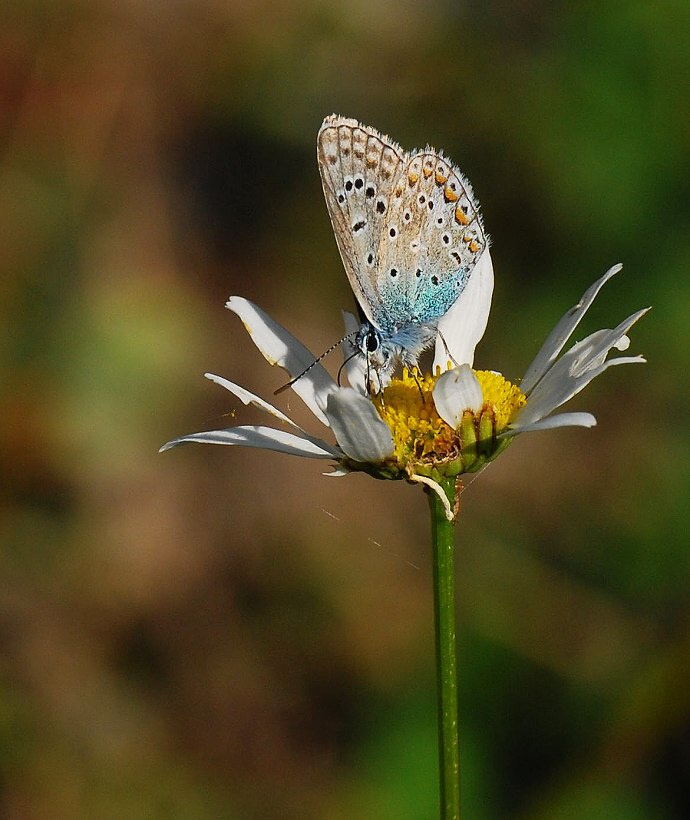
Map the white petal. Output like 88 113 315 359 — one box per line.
434 248 494 370
502 411 597 436
159 425 339 458
226 296 337 426
342 310 368 396
323 466 351 477
204 373 302 430
342 311 359 334
521 263 622 395
202 373 342 454
325 388 394 463
432 364 483 428
515 309 648 427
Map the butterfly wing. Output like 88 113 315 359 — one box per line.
317 115 407 330
373 150 487 332
318 115 487 340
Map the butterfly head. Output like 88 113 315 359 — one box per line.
352 318 438 392
355 322 391 375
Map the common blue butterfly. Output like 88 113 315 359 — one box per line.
318 115 488 386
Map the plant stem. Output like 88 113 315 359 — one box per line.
429 477 460 820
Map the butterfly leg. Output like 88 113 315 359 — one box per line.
437 328 461 370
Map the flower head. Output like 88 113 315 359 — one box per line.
369 366 525 481
161 258 647 520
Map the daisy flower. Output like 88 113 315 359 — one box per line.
160 253 647 520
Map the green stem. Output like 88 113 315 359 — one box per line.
428 477 460 820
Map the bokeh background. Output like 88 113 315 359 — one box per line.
1 2 688 818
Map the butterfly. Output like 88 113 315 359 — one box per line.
317 114 488 388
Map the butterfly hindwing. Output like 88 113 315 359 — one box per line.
374 151 486 332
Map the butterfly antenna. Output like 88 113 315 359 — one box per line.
274 333 357 395
337 348 361 386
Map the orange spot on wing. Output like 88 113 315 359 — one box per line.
454 207 469 225
435 171 448 185
444 187 459 202
423 166 433 178
468 240 480 253
408 172 419 185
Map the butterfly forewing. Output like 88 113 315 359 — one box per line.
317 116 406 329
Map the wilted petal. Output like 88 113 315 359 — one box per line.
227 296 337 426
159 425 339 459
516 309 648 426
433 364 484 428
408 474 454 522
434 248 494 370
521 263 622 394
570 307 649 374
326 388 394 462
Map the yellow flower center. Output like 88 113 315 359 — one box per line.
474 369 527 430
372 367 526 478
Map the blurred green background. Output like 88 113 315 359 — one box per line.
1 2 688 818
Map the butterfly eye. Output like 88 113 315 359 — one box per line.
365 330 380 353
